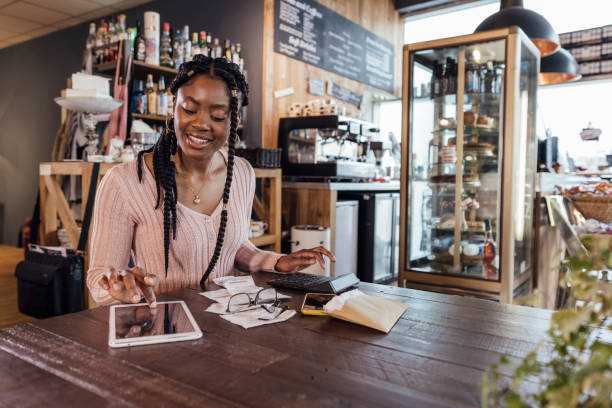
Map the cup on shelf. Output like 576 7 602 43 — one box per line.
248 220 268 238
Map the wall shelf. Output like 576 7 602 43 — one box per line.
94 60 178 76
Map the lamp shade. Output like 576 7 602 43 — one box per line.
538 48 581 85
475 0 559 57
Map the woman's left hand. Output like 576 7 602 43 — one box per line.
274 246 336 273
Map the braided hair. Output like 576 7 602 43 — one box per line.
136 55 249 289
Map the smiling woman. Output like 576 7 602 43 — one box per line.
86 55 335 307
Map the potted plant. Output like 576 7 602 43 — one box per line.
481 237 611 407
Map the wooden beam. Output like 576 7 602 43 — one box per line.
43 175 79 249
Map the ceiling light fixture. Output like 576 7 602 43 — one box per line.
474 0 560 57
538 48 581 86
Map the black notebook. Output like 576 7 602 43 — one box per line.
267 272 360 294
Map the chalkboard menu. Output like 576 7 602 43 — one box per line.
274 0 395 93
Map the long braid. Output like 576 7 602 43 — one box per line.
200 87 239 287
137 54 249 282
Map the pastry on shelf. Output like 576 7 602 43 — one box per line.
477 115 495 127
438 117 456 128
464 111 478 125
429 173 479 184
464 142 495 152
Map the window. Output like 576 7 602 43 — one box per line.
404 0 612 171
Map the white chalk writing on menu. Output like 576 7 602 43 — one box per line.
274 0 394 93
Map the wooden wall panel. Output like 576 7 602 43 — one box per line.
262 0 404 148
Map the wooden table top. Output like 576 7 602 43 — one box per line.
0 272 553 407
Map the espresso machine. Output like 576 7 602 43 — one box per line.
278 115 379 180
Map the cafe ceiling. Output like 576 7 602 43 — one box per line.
395 0 485 16
0 0 152 51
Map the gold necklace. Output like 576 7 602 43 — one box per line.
177 153 216 205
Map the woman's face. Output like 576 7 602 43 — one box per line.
173 75 231 159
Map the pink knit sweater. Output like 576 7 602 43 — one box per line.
86 151 282 305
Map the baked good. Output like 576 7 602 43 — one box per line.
477 115 494 127
464 111 478 125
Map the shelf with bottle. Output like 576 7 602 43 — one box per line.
419 92 502 106
86 14 245 73
95 60 179 76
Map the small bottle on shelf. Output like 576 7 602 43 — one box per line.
223 39 232 62
214 38 222 60
430 61 439 98
132 80 147 114
183 25 191 62
483 219 497 279
206 32 213 57
157 76 167 117
191 32 200 57
134 20 146 62
159 22 173 67
86 22 96 51
145 74 156 116
200 31 208 57
236 43 244 72
173 28 184 67
445 57 457 94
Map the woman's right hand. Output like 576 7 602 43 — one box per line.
99 266 159 307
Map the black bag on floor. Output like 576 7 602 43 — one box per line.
15 163 100 318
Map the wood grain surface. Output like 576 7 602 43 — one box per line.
0 245 35 328
262 0 404 148
0 272 552 407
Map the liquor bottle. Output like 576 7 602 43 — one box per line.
108 16 116 61
146 74 156 115
101 20 110 62
200 31 208 57
214 38 222 60
440 60 448 96
117 14 127 41
223 39 231 62
183 25 191 62
95 21 104 64
160 22 173 67
157 76 168 117
206 32 213 57
483 219 497 279
466 59 480 94
236 42 244 72
230 43 237 65
132 80 146 114
445 57 456 94
134 20 146 62
173 28 184 67
86 22 96 51
191 32 200 57
125 27 135 57
430 61 440 98
483 61 494 94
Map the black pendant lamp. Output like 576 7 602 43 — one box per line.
538 47 581 85
475 0 559 57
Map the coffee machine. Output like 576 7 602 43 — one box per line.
278 115 379 179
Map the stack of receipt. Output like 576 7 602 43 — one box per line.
200 275 295 329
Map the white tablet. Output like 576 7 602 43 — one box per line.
109 301 202 348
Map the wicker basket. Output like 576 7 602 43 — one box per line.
566 194 612 223
236 148 282 168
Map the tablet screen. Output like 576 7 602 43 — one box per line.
113 302 197 339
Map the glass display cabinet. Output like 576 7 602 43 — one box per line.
399 27 540 303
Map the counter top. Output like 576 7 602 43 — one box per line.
283 180 401 191
0 272 552 407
